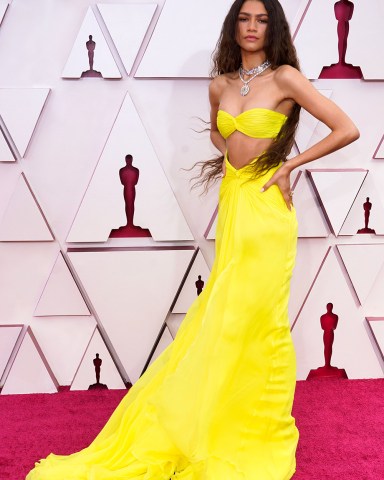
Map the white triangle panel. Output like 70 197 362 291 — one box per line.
289 242 330 327
337 244 384 306
0 88 49 157
32 317 96 387
280 0 312 35
0 130 15 162
205 207 218 240
0 4 8 26
97 3 157 76
364 263 384 317
68 248 194 383
0 325 22 384
374 135 384 159
292 171 329 238
0 243 59 326
166 313 185 339
339 174 384 236
292 249 383 380
71 327 125 391
172 250 211 314
296 90 332 152
136 0 310 77
62 7 121 79
287 142 300 161
67 93 193 242
294 0 338 79
308 170 367 236
1 328 58 394
0 174 54 241
366 318 384 364
148 326 173 367
136 0 234 77
0 165 22 222
34 252 90 316
347 0 384 80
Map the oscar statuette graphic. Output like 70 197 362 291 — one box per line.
357 197 376 234
195 275 204 296
110 154 151 238
88 353 108 390
319 0 362 79
81 34 103 78
307 303 348 379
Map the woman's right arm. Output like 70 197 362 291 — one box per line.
209 77 227 174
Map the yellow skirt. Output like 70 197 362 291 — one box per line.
26 156 299 480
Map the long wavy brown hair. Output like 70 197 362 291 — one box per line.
193 0 301 191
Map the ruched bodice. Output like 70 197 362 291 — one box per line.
217 107 287 139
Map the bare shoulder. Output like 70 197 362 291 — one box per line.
209 74 231 103
273 64 306 86
273 65 315 100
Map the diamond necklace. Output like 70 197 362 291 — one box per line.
239 60 271 96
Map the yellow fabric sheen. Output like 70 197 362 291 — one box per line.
217 108 287 139
26 157 299 480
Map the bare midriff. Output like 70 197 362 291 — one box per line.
226 132 274 169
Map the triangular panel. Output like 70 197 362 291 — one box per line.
366 318 384 364
296 90 333 153
148 326 173 367
0 88 49 157
34 252 90 316
373 135 384 159
62 7 121 79
0 128 15 162
205 207 218 240
290 0 313 39
337 244 384 306
32 317 96 387
0 325 22 384
0 174 54 241
135 0 234 77
294 0 338 79
71 327 125 391
172 249 211 314
307 169 367 236
280 0 312 36
136 0 310 77
364 263 384 317
339 173 384 236
67 93 193 242
97 3 157 76
291 249 383 380
0 4 8 26
289 242 330 327
292 170 329 238
1 328 58 395
68 248 194 383
166 313 185 339
347 0 384 80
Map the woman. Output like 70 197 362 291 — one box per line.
27 1 359 479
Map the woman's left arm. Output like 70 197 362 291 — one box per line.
277 65 360 172
262 65 360 209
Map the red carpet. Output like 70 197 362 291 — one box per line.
1 379 383 479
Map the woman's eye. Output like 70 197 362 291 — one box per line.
238 17 248 22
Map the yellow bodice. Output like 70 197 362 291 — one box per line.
217 107 287 139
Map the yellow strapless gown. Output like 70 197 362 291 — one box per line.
27 110 299 480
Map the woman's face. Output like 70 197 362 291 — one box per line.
236 0 269 53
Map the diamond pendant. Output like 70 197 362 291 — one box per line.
240 84 250 96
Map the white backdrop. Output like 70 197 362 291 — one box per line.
0 0 383 394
